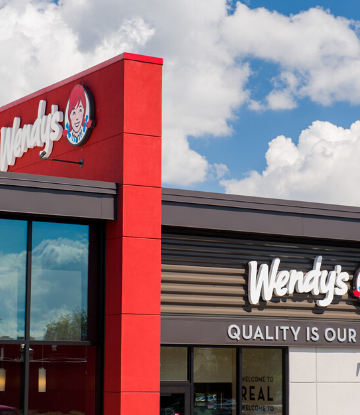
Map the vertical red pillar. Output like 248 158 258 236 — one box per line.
104 56 162 415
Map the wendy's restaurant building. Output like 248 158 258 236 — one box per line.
0 53 358 415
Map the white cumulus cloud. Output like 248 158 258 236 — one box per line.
223 3 360 108
221 120 360 206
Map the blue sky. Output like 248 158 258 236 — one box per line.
187 1 360 195
2 1 360 206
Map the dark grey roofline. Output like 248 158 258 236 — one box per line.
162 188 360 242
0 172 118 220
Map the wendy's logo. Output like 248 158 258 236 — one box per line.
352 268 360 299
63 84 96 146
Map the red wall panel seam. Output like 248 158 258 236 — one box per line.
105 236 161 242
122 132 162 138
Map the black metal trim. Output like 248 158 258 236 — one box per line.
162 187 360 218
27 340 99 346
23 221 32 415
0 172 118 220
39 152 84 168
97 224 106 415
189 347 194 415
162 188 360 242
284 348 289 415
237 347 242 415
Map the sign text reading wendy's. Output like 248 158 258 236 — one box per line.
248 256 359 307
0 85 95 172
0 101 64 172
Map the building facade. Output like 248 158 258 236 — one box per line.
160 188 360 415
0 53 358 415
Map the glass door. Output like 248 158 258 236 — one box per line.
160 386 190 415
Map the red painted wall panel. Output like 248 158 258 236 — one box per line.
120 314 160 392
122 185 162 239
0 53 162 415
123 60 162 137
121 237 161 315
121 392 159 415
122 133 161 187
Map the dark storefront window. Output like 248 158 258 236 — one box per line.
160 346 286 415
242 349 283 415
194 348 236 415
0 219 103 415
0 344 22 411
161 347 188 381
28 345 98 415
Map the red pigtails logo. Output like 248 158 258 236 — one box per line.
351 268 360 298
63 84 96 146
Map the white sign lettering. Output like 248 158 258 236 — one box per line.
0 101 63 172
248 256 349 307
228 324 357 344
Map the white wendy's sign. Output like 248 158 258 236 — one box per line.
248 256 355 307
0 101 63 172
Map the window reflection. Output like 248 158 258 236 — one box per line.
194 348 236 415
242 348 283 415
0 220 27 340
30 222 89 341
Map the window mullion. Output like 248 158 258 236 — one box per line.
23 220 33 415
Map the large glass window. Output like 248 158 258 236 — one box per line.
0 218 102 415
30 222 89 341
0 219 27 340
242 348 283 415
160 347 188 381
194 348 236 415
160 346 286 415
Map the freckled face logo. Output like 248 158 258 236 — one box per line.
352 268 360 298
63 84 96 146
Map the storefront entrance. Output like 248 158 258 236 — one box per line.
160 386 191 415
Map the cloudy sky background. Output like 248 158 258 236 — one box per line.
2 1 360 205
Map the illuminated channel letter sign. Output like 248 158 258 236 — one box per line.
0 85 96 172
248 256 350 307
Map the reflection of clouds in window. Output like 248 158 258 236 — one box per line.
30 227 89 341
0 252 26 340
33 236 88 270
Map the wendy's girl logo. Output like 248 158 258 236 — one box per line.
352 268 360 299
63 84 96 146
